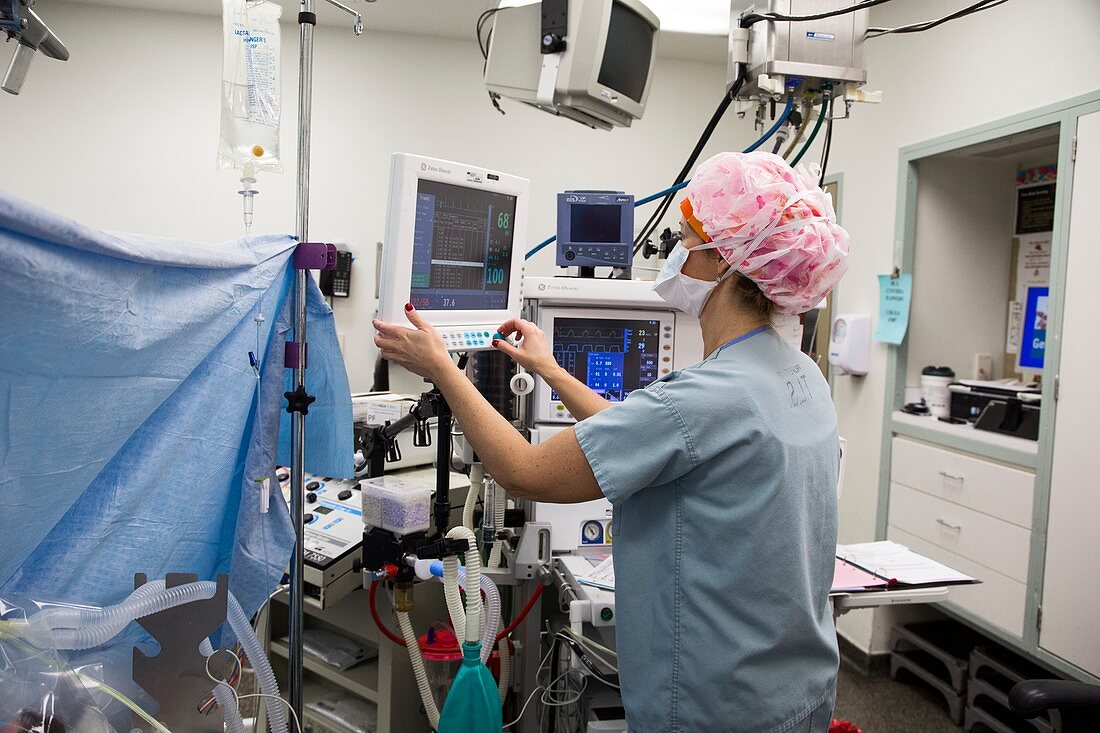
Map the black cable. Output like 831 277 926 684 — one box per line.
476 8 502 59
631 73 745 256
867 0 1009 37
741 0 895 27
818 111 834 188
477 8 506 114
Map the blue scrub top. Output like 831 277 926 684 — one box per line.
573 327 840 733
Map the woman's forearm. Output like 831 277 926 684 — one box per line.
541 365 611 422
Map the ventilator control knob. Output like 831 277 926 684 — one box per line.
306 492 317 503
338 489 353 500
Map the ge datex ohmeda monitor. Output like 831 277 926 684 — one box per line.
378 152 530 351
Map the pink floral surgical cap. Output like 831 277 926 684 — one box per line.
682 151 850 314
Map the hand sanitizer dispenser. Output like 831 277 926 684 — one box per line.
829 314 871 376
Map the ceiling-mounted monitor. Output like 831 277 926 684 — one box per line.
484 0 660 131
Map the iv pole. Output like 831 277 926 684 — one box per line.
287 0 363 721
288 0 314 721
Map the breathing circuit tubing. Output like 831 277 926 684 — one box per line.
368 572 545 649
523 94 797 261
14 580 289 733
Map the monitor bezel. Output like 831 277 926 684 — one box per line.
573 0 660 121
557 192 635 249
378 153 529 332
533 305 676 423
588 0 659 107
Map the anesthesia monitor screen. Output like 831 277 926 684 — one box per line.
552 317 662 402
410 179 518 311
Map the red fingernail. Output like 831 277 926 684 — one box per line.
405 303 413 312
492 340 499 347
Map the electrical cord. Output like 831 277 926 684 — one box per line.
476 8 501 59
504 631 586 730
631 75 744 256
476 8 506 114
818 105 835 187
623 92 796 262
867 0 1010 37
740 0 896 27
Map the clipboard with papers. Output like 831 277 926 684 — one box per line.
835 541 979 588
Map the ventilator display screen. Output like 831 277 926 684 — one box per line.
410 179 517 311
551 317 662 401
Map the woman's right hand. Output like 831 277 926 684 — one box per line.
493 318 558 377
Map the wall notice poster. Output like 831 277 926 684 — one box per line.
1006 300 1023 354
1016 234 1051 299
874 273 912 345
1015 183 1056 235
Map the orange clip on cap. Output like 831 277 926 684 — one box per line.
679 198 711 244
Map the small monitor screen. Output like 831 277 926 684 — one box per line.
1018 286 1049 370
551 317 661 401
410 179 517 311
598 3 654 104
570 204 623 244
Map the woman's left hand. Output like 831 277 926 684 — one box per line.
373 304 456 381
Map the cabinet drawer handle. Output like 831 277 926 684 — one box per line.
936 518 962 532
938 471 964 483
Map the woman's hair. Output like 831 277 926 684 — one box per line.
707 249 774 319
731 270 774 319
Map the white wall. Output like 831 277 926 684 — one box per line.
0 1 755 393
828 0 1100 653
905 155 1015 385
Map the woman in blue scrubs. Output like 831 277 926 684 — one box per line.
374 151 850 733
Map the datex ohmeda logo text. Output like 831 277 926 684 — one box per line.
421 163 453 175
539 282 579 292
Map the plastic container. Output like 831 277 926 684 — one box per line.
921 366 956 418
361 476 432 535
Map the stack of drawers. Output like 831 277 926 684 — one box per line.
887 437 1035 637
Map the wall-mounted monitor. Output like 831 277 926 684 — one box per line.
378 153 529 352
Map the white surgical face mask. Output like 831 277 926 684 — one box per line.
652 243 733 318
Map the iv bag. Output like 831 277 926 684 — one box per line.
218 0 282 173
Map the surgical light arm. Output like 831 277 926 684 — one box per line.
2 0 69 95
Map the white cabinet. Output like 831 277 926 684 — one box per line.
887 437 1035 637
1039 109 1100 677
879 93 1100 682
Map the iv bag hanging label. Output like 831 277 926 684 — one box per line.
218 0 283 172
